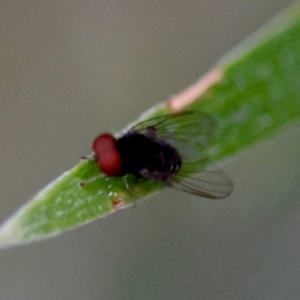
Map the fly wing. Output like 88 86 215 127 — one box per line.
131 111 216 164
169 171 233 199
131 111 233 199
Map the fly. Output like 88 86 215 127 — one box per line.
91 111 232 199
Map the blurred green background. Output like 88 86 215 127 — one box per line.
1 0 299 299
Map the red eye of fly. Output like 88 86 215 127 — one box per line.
92 133 122 177
92 133 116 156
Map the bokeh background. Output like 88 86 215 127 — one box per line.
1 0 299 299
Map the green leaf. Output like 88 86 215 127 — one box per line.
1 4 300 249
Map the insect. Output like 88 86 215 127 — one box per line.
92 111 232 199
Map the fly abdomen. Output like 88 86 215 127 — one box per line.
116 132 181 181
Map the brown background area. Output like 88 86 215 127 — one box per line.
0 1 299 299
